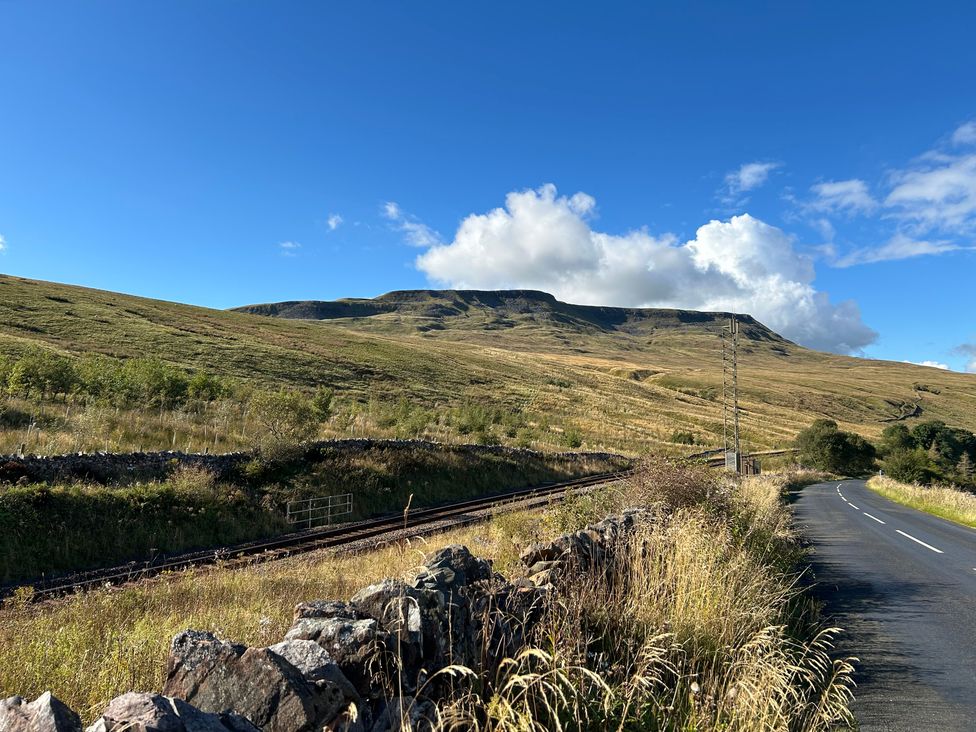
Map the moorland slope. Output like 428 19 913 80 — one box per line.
3 274 975 454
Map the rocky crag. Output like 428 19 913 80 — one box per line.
0 508 654 732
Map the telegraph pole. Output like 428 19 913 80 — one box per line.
722 315 741 472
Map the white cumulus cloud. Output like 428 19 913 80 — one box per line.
327 214 343 231
416 184 876 354
0 234 5 252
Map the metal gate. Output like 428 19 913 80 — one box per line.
286 493 354 529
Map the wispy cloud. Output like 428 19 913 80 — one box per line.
722 161 780 204
278 240 301 257
808 179 878 215
809 121 976 267
327 213 343 231
383 200 442 247
0 234 6 252
833 233 962 267
951 121 976 146
885 152 976 234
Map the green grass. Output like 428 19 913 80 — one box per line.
867 475 976 528
3 274 976 456
0 444 626 584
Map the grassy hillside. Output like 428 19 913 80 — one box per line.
2 274 976 455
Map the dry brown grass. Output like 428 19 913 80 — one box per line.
0 468 854 730
3 274 976 456
868 475 976 528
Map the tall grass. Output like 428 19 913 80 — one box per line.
0 447 621 583
0 515 553 722
431 466 855 730
0 465 854 730
868 475 976 528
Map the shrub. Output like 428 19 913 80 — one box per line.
794 419 876 475
625 455 728 512
563 426 583 449
310 386 335 422
671 429 696 445
883 448 937 484
250 389 319 450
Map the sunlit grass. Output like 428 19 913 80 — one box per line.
3 273 975 456
868 475 976 528
0 469 855 730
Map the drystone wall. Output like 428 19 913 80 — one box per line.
0 439 627 486
0 508 655 732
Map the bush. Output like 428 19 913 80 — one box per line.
794 419 876 476
310 386 334 422
562 426 583 449
883 448 938 484
625 455 728 512
671 430 696 445
250 389 319 451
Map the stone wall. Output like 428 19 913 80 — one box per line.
0 508 655 732
0 439 627 486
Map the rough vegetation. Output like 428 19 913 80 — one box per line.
3 275 976 456
876 421 976 487
867 475 976 529
793 419 876 476
0 461 854 730
0 441 625 584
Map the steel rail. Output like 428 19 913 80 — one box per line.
8 469 633 601
7 448 796 601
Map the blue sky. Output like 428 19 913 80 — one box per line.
1 2 974 369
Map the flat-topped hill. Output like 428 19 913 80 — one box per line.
233 289 787 344
2 274 975 454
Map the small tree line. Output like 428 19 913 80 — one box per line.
793 418 976 488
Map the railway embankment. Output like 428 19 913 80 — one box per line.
0 440 628 585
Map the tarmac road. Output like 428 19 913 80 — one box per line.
793 479 976 730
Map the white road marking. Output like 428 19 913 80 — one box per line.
863 512 886 524
849 503 860 510
896 530 944 554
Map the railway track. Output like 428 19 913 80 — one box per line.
8 468 633 601
7 448 797 602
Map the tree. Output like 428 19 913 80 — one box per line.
794 419 876 475
250 389 319 447
957 453 975 486
7 349 77 399
884 448 937 484
879 424 915 456
119 358 189 409
187 371 225 401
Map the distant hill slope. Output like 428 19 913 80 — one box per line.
233 289 789 345
3 274 976 454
